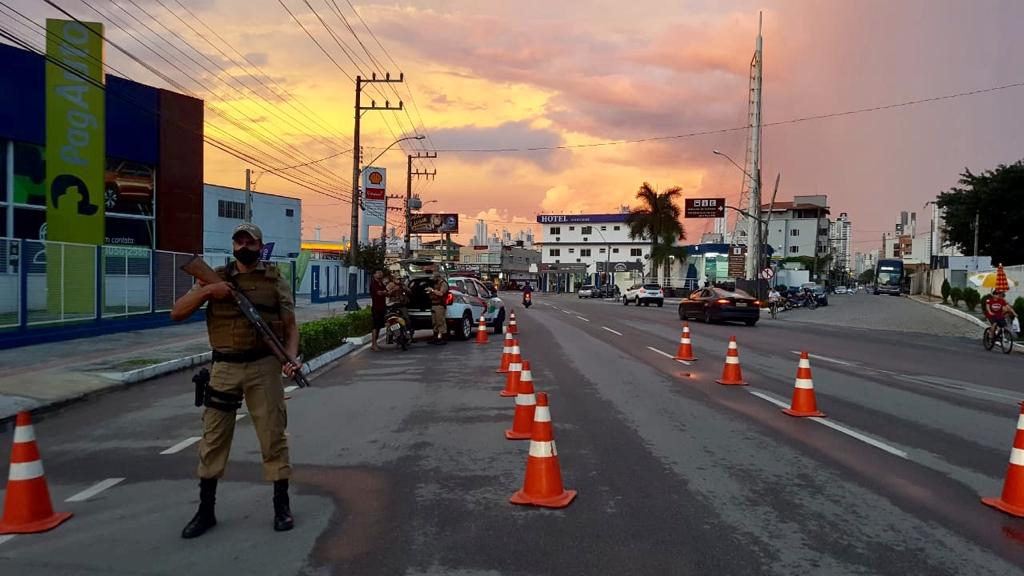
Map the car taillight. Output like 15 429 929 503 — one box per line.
445 293 454 306
753 300 761 306
716 299 730 304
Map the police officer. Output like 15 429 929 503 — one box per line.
426 270 449 345
170 223 299 538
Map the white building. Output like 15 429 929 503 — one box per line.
829 212 852 271
537 213 650 292
762 195 831 261
472 220 488 246
203 184 301 257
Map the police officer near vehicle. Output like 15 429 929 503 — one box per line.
426 268 449 345
170 223 299 538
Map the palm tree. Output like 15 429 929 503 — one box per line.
651 232 688 282
625 182 686 281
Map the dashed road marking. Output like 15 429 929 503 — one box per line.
160 436 201 455
602 326 623 336
562 309 573 315
576 315 590 322
646 346 692 365
66 478 125 502
789 351 854 366
747 390 908 459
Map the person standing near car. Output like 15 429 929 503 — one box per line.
369 269 388 352
170 223 298 538
427 272 449 345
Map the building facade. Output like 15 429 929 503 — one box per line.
762 195 831 261
829 212 852 272
203 184 301 257
537 213 650 292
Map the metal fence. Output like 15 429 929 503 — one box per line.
0 237 300 331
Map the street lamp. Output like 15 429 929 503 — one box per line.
346 134 426 311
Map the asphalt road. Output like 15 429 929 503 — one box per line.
1 293 1024 575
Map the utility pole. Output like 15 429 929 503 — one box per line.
973 210 980 272
244 168 252 222
346 73 404 311
405 152 437 258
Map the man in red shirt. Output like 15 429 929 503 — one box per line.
369 269 388 351
984 290 1015 337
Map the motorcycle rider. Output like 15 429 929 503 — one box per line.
522 282 533 307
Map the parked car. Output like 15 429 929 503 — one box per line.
599 284 621 299
623 283 664 307
801 283 829 307
834 286 848 295
577 284 596 298
401 259 506 340
678 287 760 326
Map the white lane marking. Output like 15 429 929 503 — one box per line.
551 306 562 312
160 436 201 455
235 413 247 422
284 385 299 393
747 390 908 459
0 535 14 546
790 351 854 366
576 315 590 322
896 375 1021 402
66 478 125 502
602 326 623 336
562 309 573 315
646 346 692 366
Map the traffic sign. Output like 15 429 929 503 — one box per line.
685 198 726 219
759 268 774 280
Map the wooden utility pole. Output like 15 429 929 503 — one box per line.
405 152 437 258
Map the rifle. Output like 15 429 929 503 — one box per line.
180 256 311 388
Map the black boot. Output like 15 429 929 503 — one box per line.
181 478 218 539
273 479 294 532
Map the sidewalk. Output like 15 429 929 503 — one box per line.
909 294 1024 355
0 297 368 423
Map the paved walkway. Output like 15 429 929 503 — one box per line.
0 298 367 422
781 293 983 339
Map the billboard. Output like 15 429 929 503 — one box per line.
410 213 459 234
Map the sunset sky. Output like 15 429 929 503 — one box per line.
13 0 1024 251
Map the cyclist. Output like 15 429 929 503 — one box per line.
984 289 1015 339
768 287 782 317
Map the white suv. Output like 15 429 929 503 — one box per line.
624 283 664 307
400 260 507 340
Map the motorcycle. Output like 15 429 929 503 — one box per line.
384 306 411 351
523 292 532 309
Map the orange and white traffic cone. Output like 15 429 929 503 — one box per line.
506 361 537 440
475 315 489 344
982 402 1024 517
500 342 523 397
0 412 73 534
508 312 518 335
510 392 577 508
674 323 698 361
715 336 747 386
783 352 825 417
496 333 514 373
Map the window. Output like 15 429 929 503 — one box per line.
569 226 575 231
582 237 588 242
550 226 561 235
285 208 294 217
217 199 245 219
549 249 560 257
462 281 478 297
790 229 800 236
580 249 591 257
789 246 800 254
613 248 620 254
581 226 592 235
569 248 575 253
614 226 621 231
599 248 606 254
601 226 607 231
630 248 642 257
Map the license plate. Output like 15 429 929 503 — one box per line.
735 302 747 307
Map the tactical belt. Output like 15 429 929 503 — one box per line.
212 349 271 363
205 387 243 412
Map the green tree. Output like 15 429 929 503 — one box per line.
950 286 963 306
858 269 875 285
625 182 685 279
935 160 1024 266
941 278 951 303
1013 296 1024 319
964 287 981 311
343 241 387 273
651 232 688 282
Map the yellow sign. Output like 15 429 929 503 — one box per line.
45 18 105 244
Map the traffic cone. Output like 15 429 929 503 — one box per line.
0 412 73 534
782 352 825 417
510 392 577 508
982 402 1024 517
475 315 489 344
506 361 537 440
674 323 698 361
496 333 514 373
715 337 747 386
508 312 518 335
500 342 523 397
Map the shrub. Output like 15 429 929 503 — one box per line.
299 308 373 361
981 293 991 313
963 288 981 311
940 279 951 303
1014 297 1024 320
949 287 963 306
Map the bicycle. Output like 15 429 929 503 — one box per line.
983 321 1015 354
768 300 780 319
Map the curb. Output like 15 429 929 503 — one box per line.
0 333 374 428
911 297 988 328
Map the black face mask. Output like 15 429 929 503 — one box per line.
233 248 260 266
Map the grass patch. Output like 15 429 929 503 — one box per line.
116 358 163 370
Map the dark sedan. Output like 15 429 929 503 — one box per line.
678 287 760 326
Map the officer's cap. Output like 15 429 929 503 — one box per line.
232 223 263 243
